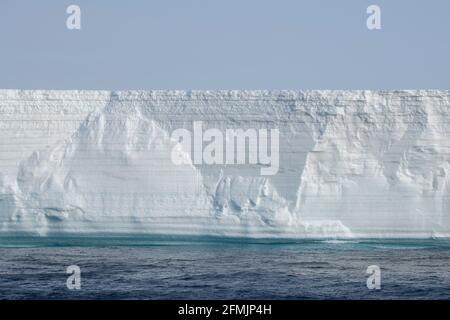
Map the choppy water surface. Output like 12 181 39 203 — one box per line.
0 236 449 299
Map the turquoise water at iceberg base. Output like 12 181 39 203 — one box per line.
0 235 450 300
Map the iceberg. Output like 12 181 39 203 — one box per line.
1 89 450 238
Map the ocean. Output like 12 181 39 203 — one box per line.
0 236 449 300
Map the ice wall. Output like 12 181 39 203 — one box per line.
1 90 450 238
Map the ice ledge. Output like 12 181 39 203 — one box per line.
1 90 450 238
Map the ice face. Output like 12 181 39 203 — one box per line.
1 90 450 238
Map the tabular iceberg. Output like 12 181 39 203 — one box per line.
1 90 450 238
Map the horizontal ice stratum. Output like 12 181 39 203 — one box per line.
1 90 450 238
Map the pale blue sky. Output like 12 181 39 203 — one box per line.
0 0 449 89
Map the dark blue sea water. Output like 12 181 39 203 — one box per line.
0 236 449 299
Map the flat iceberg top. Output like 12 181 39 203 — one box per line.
1 89 450 238
0 89 448 100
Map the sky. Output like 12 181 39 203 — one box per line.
0 0 449 90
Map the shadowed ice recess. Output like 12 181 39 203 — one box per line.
1 90 450 238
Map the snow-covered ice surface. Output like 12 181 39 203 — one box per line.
1 89 450 239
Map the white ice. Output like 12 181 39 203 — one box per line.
1 90 450 238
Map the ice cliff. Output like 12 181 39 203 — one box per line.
1 90 450 238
